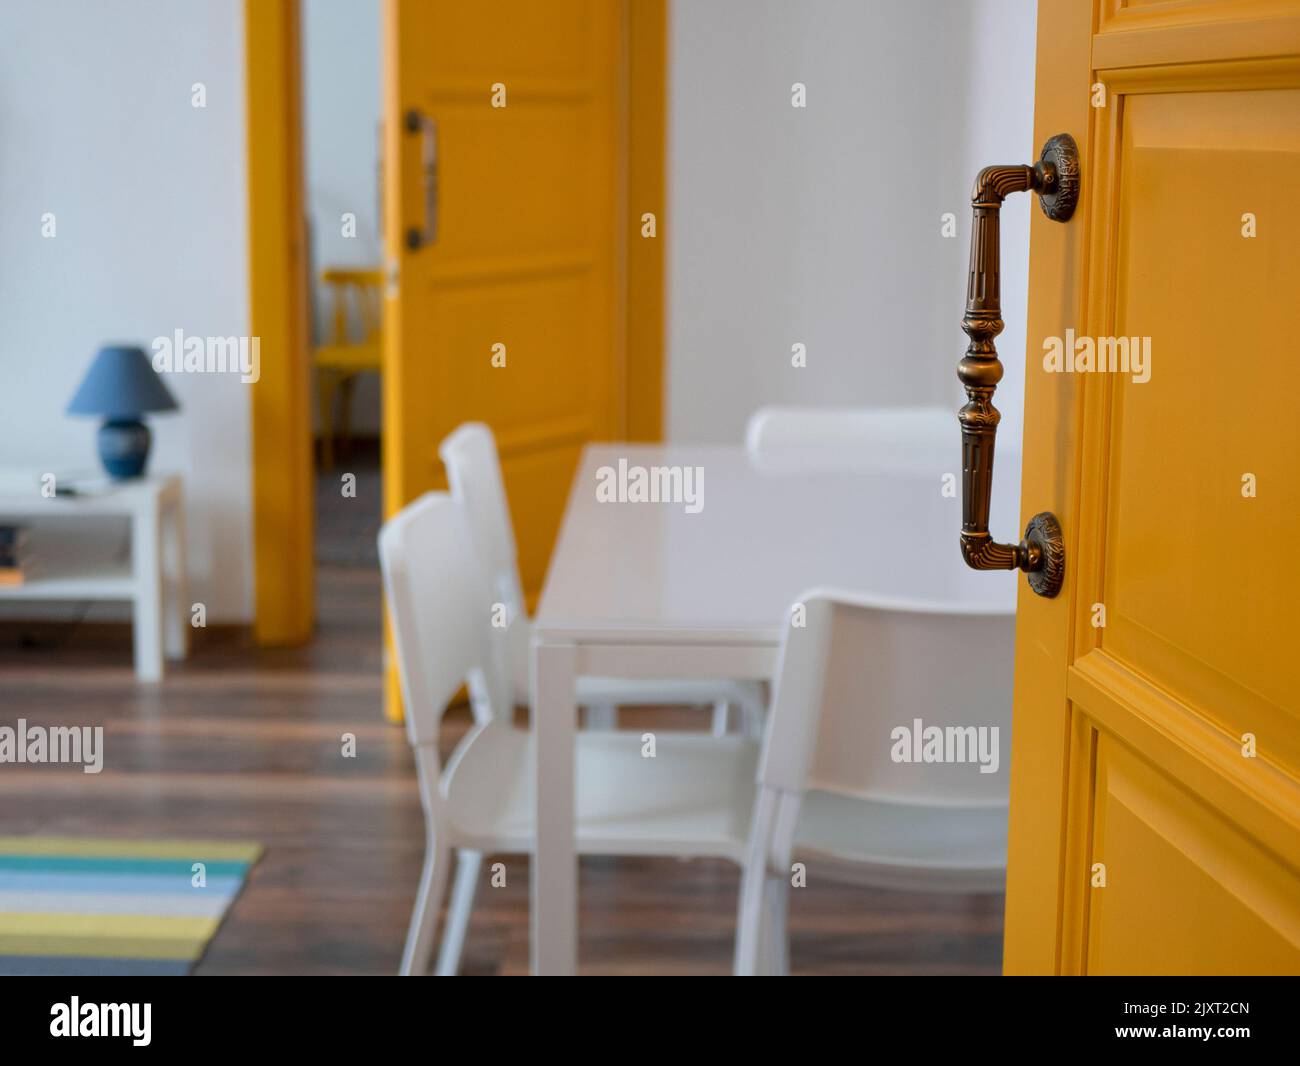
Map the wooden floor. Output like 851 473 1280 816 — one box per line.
0 470 1004 975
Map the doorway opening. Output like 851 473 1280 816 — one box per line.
246 0 666 662
302 1 385 572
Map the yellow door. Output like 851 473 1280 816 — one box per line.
1003 0 1300 974
381 0 625 600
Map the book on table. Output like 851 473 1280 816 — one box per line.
0 524 32 585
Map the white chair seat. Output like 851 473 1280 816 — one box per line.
444 720 757 860
795 791 1008 893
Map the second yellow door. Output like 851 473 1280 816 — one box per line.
382 0 626 602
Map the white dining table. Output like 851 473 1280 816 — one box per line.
529 443 1018 975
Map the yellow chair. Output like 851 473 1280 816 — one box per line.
314 267 384 468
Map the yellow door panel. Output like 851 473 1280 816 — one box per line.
421 3 593 84
1103 88 1300 776
432 106 609 260
1005 0 1300 974
433 275 610 430
1086 734 1300 975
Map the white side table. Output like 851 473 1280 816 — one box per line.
0 474 189 682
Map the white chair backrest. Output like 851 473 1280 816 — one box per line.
438 423 525 614
760 590 1015 808
378 492 506 749
745 405 969 475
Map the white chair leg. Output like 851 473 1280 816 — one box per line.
733 860 766 976
400 832 450 976
734 787 778 976
434 849 482 976
585 702 617 730
763 873 790 976
711 700 731 736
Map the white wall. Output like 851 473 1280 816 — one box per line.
0 0 252 621
957 0 1039 453
667 0 1038 454
302 0 383 435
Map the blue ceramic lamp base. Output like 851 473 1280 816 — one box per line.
97 418 152 479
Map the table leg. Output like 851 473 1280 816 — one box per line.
131 499 164 683
163 490 189 661
531 640 577 975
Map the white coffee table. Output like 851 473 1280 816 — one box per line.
0 473 189 682
529 444 1018 974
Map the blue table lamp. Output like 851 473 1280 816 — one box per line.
67 345 179 479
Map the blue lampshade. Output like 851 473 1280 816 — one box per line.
67 345 179 418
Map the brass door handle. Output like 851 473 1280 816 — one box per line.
404 108 438 250
958 133 1079 599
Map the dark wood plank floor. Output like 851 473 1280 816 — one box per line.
0 463 1003 975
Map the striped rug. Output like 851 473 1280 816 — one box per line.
0 837 261 975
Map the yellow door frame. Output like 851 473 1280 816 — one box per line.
625 0 667 442
245 0 665 645
245 0 315 644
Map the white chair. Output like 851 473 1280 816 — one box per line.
735 588 1014 975
745 405 958 474
438 422 765 734
380 492 759 976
